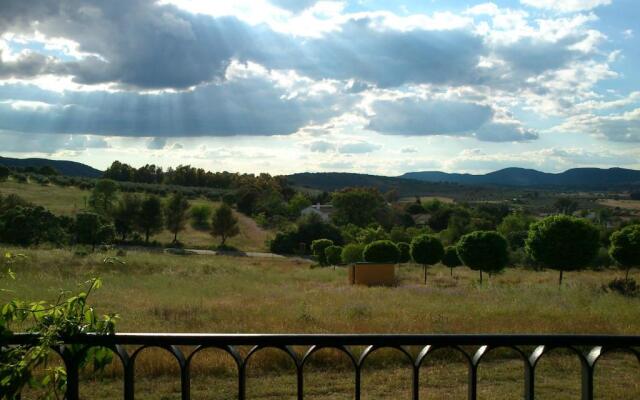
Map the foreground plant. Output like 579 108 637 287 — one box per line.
1 251 118 399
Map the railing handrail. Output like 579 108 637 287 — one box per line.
4 332 640 346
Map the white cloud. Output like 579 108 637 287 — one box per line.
338 141 381 154
520 0 612 13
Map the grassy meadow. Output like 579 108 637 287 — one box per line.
4 247 639 399
0 180 271 251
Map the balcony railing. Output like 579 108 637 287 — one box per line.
3 333 639 400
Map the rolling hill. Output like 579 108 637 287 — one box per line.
0 156 102 178
401 167 640 188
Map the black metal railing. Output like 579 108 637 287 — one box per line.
3 333 639 400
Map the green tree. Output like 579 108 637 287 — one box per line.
311 239 334 266
497 213 535 249
363 240 399 263
190 204 212 229
325 245 343 266
75 212 114 250
287 192 312 218
457 231 509 284
137 195 164 243
211 203 239 246
389 226 411 243
410 234 444 284
0 206 67 246
88 179 119 215
442 245 462 276
165 192 190 243
609 224 640 281
341 243 365 264
554 198 579 215
331 187 386 227
0 165 10 181
525 215 600 286
113 193 141 241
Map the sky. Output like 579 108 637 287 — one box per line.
0 0 638 176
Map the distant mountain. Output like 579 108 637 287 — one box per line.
0 156 102 178
286 172 476 197
401 167 640 187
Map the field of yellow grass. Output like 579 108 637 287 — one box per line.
4 247 639 399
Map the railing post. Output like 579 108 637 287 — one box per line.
181 365 191 400
354 365 361 400
467 364 477 400
581 363 594 400
524 362 535 400
412 365 420 400
238 363 246 400
62 346 80 400
297 365 304 400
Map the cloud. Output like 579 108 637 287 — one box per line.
0 62 351 137
0 131 109 153
308 140 335 152
520 0 612 13
558 108 640 142
338 141 381 154
401 147 418 153
147 137 167 149
365 97 537 142
269 0 318 13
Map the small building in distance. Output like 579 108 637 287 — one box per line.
300 203 334 222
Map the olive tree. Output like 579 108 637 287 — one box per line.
211 203 240 247
457 231 508 284
325 245 343 266
165 192 190 243
525 215 599 286
442 245 462 276
410 234 444 284
397 242 411 263
609 224 640 281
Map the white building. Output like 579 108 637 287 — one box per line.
300 203 334 221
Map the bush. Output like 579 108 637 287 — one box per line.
190 205 212 229
311 239 334 266
397 242 411 263
363 240 399 263
325 245 343 266
525 215 600 285
341 243 365 264
603 278 639 297
269 231 298 255
457 231 509 283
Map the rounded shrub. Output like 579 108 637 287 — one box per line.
457 231 508 284
325 245 343 266
397 242 411 263
341 243 365 264
525 215 600 285
363 240 399 263
410 235 444 265
442 245 462 276
311 238 334 266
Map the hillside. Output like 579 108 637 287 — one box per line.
0 156 102 178
401 167 640 188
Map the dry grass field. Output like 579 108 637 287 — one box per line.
4 247 639 399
